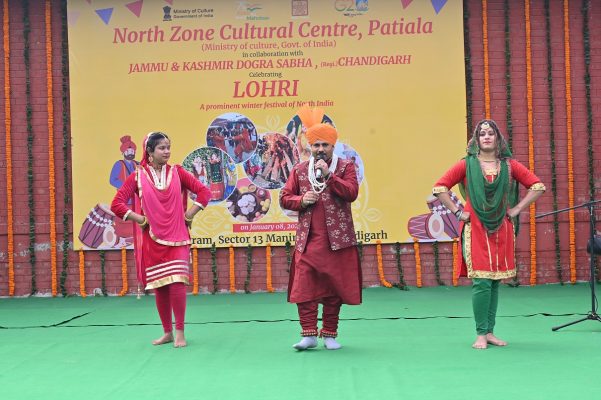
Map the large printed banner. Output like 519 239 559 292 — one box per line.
68 0 466 249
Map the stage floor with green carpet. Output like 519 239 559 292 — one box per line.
2 284 601 399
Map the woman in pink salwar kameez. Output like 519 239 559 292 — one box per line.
111 132 211 348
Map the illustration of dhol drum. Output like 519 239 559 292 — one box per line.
407 212 445 240
78 204 116 248
426 192 464 238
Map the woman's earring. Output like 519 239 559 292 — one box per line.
148 155 154 163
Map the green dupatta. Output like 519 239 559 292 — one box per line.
458 141 519 234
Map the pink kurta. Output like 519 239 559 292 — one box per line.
433 158 545 279
111 164 211 289
280 159 362 305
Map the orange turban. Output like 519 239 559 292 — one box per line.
296 105 338 145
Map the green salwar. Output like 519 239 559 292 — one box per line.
472 278 500 335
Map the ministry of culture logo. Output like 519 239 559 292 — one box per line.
334 0 368 16
236 2 269 20
163 6 172 21
292 0 309 17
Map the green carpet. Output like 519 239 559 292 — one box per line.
1 284 601 399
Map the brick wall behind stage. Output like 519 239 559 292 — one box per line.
1 0 601 296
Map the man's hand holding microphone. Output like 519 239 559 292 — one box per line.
301 154 329 208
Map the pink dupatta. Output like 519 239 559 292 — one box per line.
139 166 190 245
132 133 190 286
132 165 190 286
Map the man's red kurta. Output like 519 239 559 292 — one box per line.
280 158 362 305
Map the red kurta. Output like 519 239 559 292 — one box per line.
280 159 362 305
111 164 211 289
434 159 545 279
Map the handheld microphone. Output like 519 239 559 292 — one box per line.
314 154 326 179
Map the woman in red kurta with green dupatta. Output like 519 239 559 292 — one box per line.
433 120 545 350
111 132 211 348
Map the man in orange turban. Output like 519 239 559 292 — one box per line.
296 105 338 145
280 106 362 351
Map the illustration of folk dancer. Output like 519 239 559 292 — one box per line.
207 151 225 201
232 123 254 160
192 157 209 187
208 128 227 153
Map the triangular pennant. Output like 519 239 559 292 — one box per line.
125 0 144 18
400 0 413 9
164 0 173 5
86 0 92 4
67 10 81 26
431 0 448 14
95 8 114 25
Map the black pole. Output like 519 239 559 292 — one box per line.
537 201 601 331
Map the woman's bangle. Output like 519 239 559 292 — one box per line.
184 214 194 222
137 217 148 227
455 210 463 220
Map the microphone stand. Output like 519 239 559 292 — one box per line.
536 200 601 331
